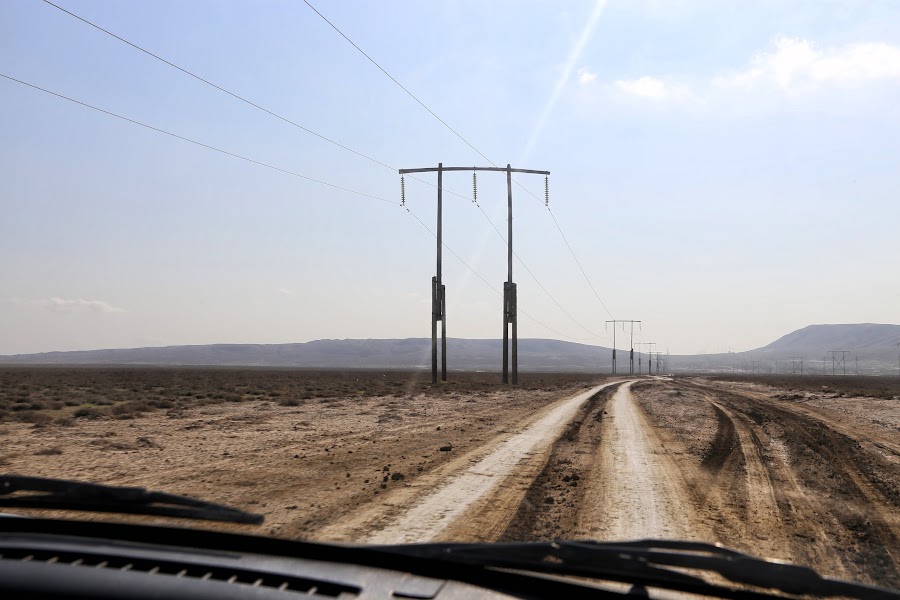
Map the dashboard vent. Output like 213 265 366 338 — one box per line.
0 547 359 598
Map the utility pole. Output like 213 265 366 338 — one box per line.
637 342 655 375
398 164 549 385
627 320 640 375
828 350 850 376
606 321 617 374
606 320 640 375
790 357 804 375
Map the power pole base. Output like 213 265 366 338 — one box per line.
502 281 517 384
432 277 446 384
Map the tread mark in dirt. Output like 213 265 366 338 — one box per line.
687 380 900 588
498 385 616 541
700 403 738 474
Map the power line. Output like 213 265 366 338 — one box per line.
302 0 493 166
0 72 396 205
470 195 603 339
41 0 394 172
3 70 594 344
546 206 614 319
404 207 594 342
302 0 618 322
42 0 603 341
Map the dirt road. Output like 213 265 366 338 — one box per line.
577 381 701 540
337 377 898 587
322 382 620 543
4 368 898 587
632 378 900 588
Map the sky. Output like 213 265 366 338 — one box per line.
1 0 899 356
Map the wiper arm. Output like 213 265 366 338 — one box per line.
373 539 899 600
0 475 263 525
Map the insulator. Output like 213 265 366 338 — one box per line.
544 176 549 207
400 174 406 206
472 171 477 203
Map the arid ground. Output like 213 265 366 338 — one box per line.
1 367 898 588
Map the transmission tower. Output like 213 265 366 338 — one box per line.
606 320 640 375
398 163 549 384
790 357 804 375
653 351 664 374
636 342 655 375
829 350 850 376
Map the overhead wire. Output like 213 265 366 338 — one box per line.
301 0 618 324
39 1 462 207
300 0 494 166
41 0 396 172
0 72 396 205
403 206 595 342
1 71 592 343
43 0 604 341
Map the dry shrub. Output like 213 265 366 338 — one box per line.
15 411 53 425
74 407 102 419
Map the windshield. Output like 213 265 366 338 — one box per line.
1 0 898 593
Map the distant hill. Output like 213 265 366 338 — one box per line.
1 324 897 374
758 323 900 355
0 338 614 372
671 323 900 375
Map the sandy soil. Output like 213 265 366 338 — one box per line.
2 368 898 588
635 378 900 588
325 382 618 544
0 373 602 540
578 381 704 541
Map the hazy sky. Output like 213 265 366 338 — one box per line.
2 0 898 356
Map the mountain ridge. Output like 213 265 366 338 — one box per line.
2 324 898 373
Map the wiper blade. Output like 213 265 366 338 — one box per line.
0 475 263 525
372 539 899 600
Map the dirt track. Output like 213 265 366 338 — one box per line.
632 378 900 588
324 382 619 544
321 377 899 587
3 370 899 587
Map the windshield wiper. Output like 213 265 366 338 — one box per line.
372 539 899 600
0 475 263 525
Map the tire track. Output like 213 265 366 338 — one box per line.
686 380 900 587
498 383 618 541
702 397 824 567
339 382 620 544
577 382 706 541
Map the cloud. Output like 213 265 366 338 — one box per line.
612 76 695 105
615 76 667 99
10 297 128 313
616 76 666 98
44 297 127 313
714 37 900 93
278 288 294 296
590 36 900 111
578 67 598 85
